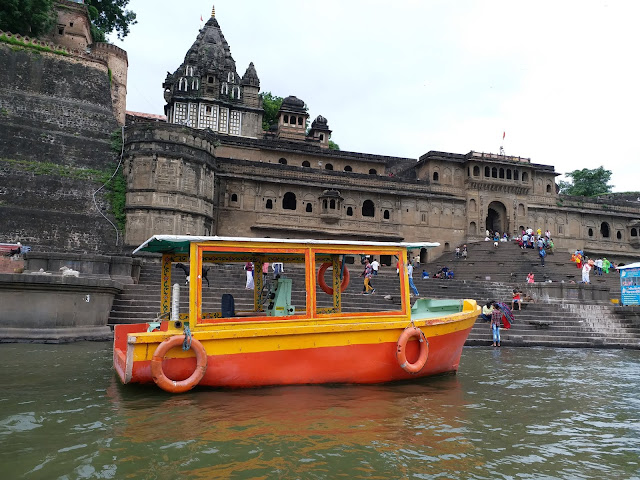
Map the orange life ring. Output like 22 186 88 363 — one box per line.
317 262 350 295
151 335 208 393
396 327 429 374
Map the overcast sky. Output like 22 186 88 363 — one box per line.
111 0 640 193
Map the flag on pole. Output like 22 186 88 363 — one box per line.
503 131 506 140
200 15 203 21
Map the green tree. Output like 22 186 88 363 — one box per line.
0 0 56 37
557 166 613 197
260 92 283 131
328 140 340 150
86 0 137 41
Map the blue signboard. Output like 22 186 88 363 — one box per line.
619 265 640 306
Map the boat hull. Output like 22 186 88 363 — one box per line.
114 314 477 389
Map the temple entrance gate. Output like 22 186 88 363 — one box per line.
486 201 508 234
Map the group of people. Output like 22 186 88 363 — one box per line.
244 261 284 289
485 230 509 247
570 250 616 284
454 245 468 260
479 300 514 347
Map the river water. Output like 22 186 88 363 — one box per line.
1 343 638 480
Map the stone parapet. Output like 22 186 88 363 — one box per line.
25 252 141 284
522 282 611 303
0 274 122 342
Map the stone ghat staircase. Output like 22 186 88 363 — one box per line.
421 240 625 299
466 302 640 349
108 259 640 349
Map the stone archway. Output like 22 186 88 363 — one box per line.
486 201 508 234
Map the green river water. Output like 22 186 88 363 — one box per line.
0 343 638 479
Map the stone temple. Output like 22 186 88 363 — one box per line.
120 9 640 261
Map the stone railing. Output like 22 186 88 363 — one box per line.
24 252 141 284
522 282 611 303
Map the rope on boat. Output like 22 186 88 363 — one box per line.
182 322 192 351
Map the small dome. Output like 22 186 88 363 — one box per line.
280 95 306 113
311 115 330 131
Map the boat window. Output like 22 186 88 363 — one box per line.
314 251 405 316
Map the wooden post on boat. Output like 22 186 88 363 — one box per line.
254 257 264 312
332 255 341 313
161 254 172 318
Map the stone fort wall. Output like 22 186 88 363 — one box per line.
0 39 120 252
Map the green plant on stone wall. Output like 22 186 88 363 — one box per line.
0 34 69 56
0 156 126 231
108 68 112 84
100 163 126 232
0 107 8 116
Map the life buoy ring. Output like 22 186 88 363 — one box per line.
396 327 429 374
151 335 208 393
317 262 350 295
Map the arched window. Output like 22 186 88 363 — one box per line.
306 203 312 213
514 170 520 181
192 78 199 90
290 116 296 125
207 76 214 84
283 115 289 123
473 166 480 176
319 134 324 141
325 163 333 170
546 184 552 193
383 210 390 220
346 207 353 216
265 199 273 209
344 165 352 172
179 78 186 91
600 222 610 238
227 72 234 83
469 221 477 234
506 169 512 180
283 192 297 210
369 169 377 175
631 228 638 237
499 168 505 179
492 167 498 178
302 161 310 167
588 228 594 237
522 172 529 182
323 199 328 209
186 66 194 76
230 193 238 202
221 82 229 95
278 158 287 165
433 172 439 182
617 231 622 240
330 199 336 209
484 166 490 177
298 117 303 125
362 200 375 217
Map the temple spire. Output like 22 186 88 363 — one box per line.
211 5 216 18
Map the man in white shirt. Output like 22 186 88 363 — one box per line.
371 258 380 276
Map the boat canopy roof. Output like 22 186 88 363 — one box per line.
617 262 640 271
133 235 440 255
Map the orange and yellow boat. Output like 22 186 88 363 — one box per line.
113 236 480 392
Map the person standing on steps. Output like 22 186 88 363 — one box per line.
407 261 419 296
371 258 380 276
360 259 375 294
490 307 502 347
539 246 546 266
582 261 592 284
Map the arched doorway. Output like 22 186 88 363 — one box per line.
486 201 508 234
